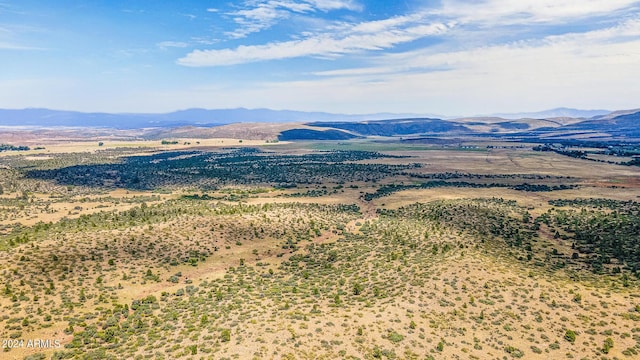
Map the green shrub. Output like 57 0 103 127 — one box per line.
23 353 46 360
352 282 364 295
564 329 576 343
387 331 404 343
602 337 613 354
505 345 524 358
221 329 231 342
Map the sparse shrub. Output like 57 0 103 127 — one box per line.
564 329 576 343
221 329 231 342
602 337 613 354
352 282 364 295
372 346 383 359
387 330 404 343
188 344 197 355
23 353 47 360
51 351 75 360
505 345 524 358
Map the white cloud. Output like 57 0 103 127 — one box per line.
285 18 640 114
351 13 424 33
224 0 361 39
224 37 640 114
16 0 636 115
305 0 361 11
436 0 640 24
226 4 292 39
157 41 189 49
179 15 451 66
274 1 315 13
316 17 640 75
185 0 640 67
20 16 640 115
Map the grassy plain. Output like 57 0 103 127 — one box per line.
1 138 639 360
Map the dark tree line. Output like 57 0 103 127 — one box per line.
363 181 577 201
0 144 30 152
533 142 640 166
25 149 416 190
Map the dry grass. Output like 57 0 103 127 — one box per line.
1 140 639 359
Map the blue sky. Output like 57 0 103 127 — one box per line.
1 0 640 116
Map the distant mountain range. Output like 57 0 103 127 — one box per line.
279 110 640 141
0 107 617 129
488 107 611 120
1 107 639 142
0 108 438 129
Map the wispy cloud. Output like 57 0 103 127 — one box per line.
305 0 361 11
0 42 45 50
179 13 451 66
436 0 640 24
7 0 638 114
190 37 219 46
157 41 189 50
225 4 292 39
314 17 640 76
0 2 26 15
224 0 360 39
0 25 46 50
182 0 640 68
227 31 640 114
294 16 640 114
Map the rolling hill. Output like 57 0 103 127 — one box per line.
1 107 639 142
0 108 435 129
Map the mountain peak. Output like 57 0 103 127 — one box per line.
489 108 611 120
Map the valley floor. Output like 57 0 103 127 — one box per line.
1 139 639 360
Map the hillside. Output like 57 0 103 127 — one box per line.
297 110 640 141
306 118 469 136
0 108 433 129
278 129 361 140
1 108 640 143
562 112 640 138
490 107 611 119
